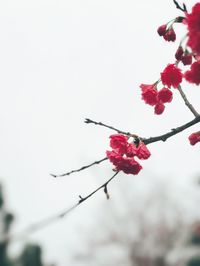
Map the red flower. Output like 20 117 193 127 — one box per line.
157 24 167 36
188 132 200 145
140 84 158 106
158 87 173 103
126 143 137 157
115 157 142 175
163 28 176 42
136 142 151 160
106 150 122 165
181 54 192 65
154 102 165 115
175 46 184 60
184 61 200 85
161 64 182 88
109 134 128 155
126 142 151 159
107 134 151 175
186 3 200 55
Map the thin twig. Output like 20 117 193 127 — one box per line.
50 157 107 178
173 0 187 12
78 171 118 204
177 85 199 117
7 172 119 242
85 118 132 136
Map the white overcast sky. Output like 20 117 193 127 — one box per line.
0 0 199 265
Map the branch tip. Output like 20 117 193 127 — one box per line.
50 174 57 178
104 185 110 200
173 0 187 12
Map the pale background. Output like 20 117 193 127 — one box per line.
0 0 199 265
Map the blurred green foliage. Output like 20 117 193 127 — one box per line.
0 184 50 266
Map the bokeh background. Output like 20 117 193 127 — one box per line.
0 0 200 265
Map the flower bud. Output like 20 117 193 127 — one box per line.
157 24 167 36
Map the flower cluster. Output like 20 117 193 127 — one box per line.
157 25 176 42
140 64 183 115
106 134 151 175
140 84 173 115
105 2 200 178
140 3 200 147
157 16 185 43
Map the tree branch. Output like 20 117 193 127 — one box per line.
173 0 187 12
177 85 199 117
7 172 119 242
85 118 132 136
50 157 107 178
143 115 200 145
6 115 200 241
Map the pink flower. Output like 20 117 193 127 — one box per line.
188 132 200 145
109 134 128 155
158 87 173 103
184 61 200 85
161 64 182 88
140 84 158 106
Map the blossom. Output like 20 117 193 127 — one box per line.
115 157 142 175
158 87 173 103
184 61 200 85
126 143 138 157
163 28 176 42
106 134 151 175
186 3 200 55
140 84 158 106
188 132 200 145
161 64 182 88
154 102 165 115
135 142 151 160
106 149 142 175
106 150 122 165
109 134 128 155
126 142 151 159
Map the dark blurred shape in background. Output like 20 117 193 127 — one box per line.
0 183 55 266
